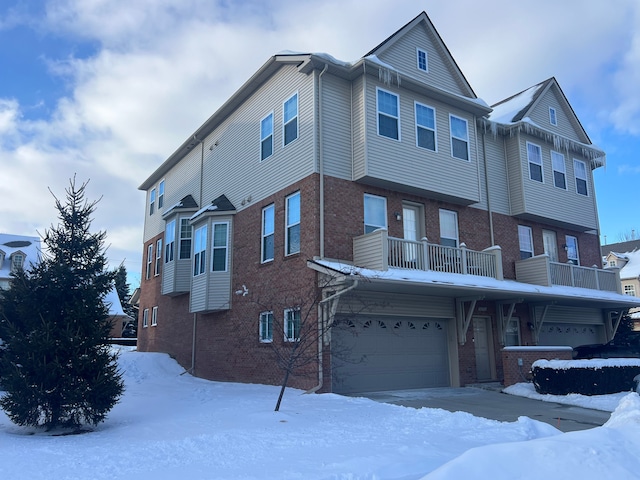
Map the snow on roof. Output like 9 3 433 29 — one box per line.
0 233 41 282
311 259 640 306
618 250 640 280
104 286 129 317
487 83 542 124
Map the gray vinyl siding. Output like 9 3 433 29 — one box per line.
511 133 598 230
374 23 468 96
161 260 175 295
528 89 582 142
337 291 455 318
505 134 524 215
351 75 366 180
477 131 511 215
321 74 352 180
200 64 315 212
355 79 480 204
143 146 202 243
515 256 551 287
162 257 191 296
190 272 207 312
542 306 604 325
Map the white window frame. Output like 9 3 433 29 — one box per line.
146 244 153 279
416 47 428 72
9 252 24 273
193 225 207 276
285 192 301 255
518 225 534 259
284 308 301 342
179 218 192 259
283 92 298 146
364 194 387 234
439 209 459 247
573 159 588 196
259 311 273 343
376 87 400 141
527 142 543 182
165 219 176 263
155 238 162 276
260 112 274 161
142 308 149 328
549 107 557 126
624 284 636 296
261 204 275 263
415 102 437 151
211 222 229 272
151 306 158 326
565 235 579 265
158 180 165 209
551 151 566 189
449 114 469 161
149 188 156 215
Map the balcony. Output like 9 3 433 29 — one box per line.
353 229 503 280
515 255 621 293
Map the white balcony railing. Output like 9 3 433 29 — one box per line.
354 229 503 280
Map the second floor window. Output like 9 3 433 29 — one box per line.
193 225 207 276
449 115 469 160
212 223 228 272
165 219 176 263
551 151 566 189
286 192 301 255
260 113 273 161
364 194 387 234
565 235 579 265
155 239 162 276
527 142 543 182
149 188 156 215
377 88 399 140
262 204 275 262
624 284 636 296
179 218 192 259
415 102 436 151
439 209 459 247
283 93 298 146
574 159 588 196
146 244 153 279
518 226 533 259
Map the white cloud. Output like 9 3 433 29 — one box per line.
1 0 640 277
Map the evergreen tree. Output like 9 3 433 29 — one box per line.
0 178 124 431
113 264 136 318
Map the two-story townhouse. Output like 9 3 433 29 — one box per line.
137 11 640 394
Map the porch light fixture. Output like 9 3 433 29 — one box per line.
394 212 402 221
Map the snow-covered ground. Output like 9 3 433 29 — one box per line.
1 348 639 480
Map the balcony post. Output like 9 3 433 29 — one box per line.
484 245 503 280
421 237 429 272
460 243 468 274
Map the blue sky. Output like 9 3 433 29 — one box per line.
1 0 639 287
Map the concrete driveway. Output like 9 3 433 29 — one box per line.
356 386 611 432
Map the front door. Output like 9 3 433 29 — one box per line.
403 205 422 264
473 317 493 381
543 230 558 262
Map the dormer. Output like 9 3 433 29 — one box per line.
0 249 5 269
10 251 26 273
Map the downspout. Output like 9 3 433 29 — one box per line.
306 278 359 394
481 128 495 245
318 64 329 259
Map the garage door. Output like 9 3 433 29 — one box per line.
331 315 450 394
538 323 604 347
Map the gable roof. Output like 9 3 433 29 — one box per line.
485 77 605 168
364 11 478 99
602 239 640 257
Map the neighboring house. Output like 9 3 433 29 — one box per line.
602 246 640 325
137 11 640 393
0 232 130 337
0 233 41 290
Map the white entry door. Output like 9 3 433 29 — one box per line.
543 230 558 262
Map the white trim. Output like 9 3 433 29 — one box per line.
261 204 275 263
211 221 229 272
526 141 544 183
416 47 428 72
165 219 176 263
439 209 459 247
282 92 299 147
518 225 534 259
565 234 580 265
414 101 437 152
551 150 566 189
284 308 301 342
573 158 589 196
259 311 273 343
146 244 153 280
149 188 156 215
154 238 162 276
376 87 400 141
285 191 301 256
158 179 165 209
449 114 469 161
260 111 274 161
142 308 149 328
151 306 158 326
549 107 557 126
193 224 207 276
364 193 387 234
